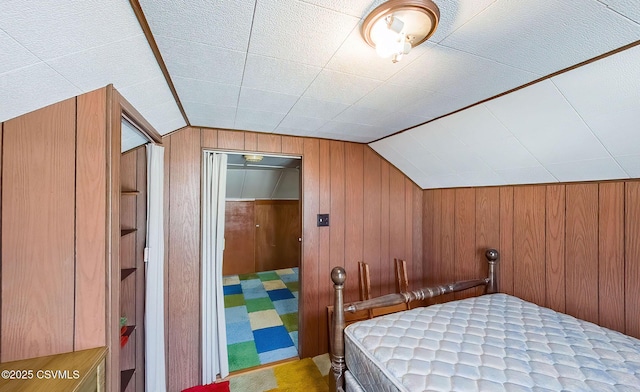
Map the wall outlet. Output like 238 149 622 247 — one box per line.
317 214 329 227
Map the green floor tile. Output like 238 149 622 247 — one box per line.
228 341 260 372
280 313 298 332
239 273 259 281
258 271 279 281
224 294 245 308
245 297 275 313
285 281 299 292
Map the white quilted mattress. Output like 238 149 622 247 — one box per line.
344 293 640 391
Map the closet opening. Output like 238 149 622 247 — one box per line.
202 151 302 376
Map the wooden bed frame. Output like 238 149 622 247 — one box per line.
329 249 500 392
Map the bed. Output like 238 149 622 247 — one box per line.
329 249 640 392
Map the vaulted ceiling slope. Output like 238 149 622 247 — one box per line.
138 0 640 144
370 44 640 189
0 0 186 135
1 1 639 190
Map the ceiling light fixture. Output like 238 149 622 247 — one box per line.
243 154 264 162
361 0 440 63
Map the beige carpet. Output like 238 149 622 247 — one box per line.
228 353 330 392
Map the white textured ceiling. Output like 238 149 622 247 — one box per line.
371 44 640 188
225 154 300 200
1 0 640 189
0 0 185 134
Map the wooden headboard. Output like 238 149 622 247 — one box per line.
329 248 500 392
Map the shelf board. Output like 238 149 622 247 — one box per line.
122 325 135 338
121 268 136 280
121 228 137 237
121 190 140 196
121 369 135 391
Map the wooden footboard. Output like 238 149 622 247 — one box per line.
329 249 499 392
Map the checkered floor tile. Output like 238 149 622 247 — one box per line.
224 267 299 372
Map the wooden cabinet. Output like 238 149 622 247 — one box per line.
223 200 300 275
118 148 147 392
0 347 107 391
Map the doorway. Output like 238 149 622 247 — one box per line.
221 153 301 373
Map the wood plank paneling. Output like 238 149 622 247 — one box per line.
0 123 2 356
440 189 456 303
223 201 256 275
345 143 364 302
201 128 218 149
301 138 320 358
412 185 423 288
317 139 331 354
379 161 390 298
363 149 381 296
257 133 282 153
388 167 405 295
244 132 258 151
329 141 345 272
499 187 514 296
75 89 107 350
282 136 304 155
475 187 499 296
513 186 546 307
454 188 476 300
217 129 245 150
545 185 565 312
167 127 201 390
1 98 76 361
625 182 640 338
422 190 437 287
404 180 413 282
161 127 431 365
423 180 638 342
565 183 598 323
599 182 624 332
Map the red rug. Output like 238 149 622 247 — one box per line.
182 380 230 392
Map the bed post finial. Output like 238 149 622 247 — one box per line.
485 248 499 294
330 267 346 392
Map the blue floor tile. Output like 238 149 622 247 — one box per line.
289 331 298 349
240 279 263 290
223 284 242 295
253 325 293 353
273 298 298 315
243 286 268 299
225 305 249 323
268 288 295 301
258 346 298 364
226 320 254 345
280 274 298 283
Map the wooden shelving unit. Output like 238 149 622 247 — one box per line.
118 147 147 392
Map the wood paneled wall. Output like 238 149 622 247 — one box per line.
163 127 422 391
0 88 108 361
423 181 640 339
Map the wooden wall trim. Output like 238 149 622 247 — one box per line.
167 127 201 390
625 181 640 337
75 88 108 350
107 85 122 391
0 121 3 357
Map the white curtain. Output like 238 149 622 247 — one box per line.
202 152 229 382
145 144 166 392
